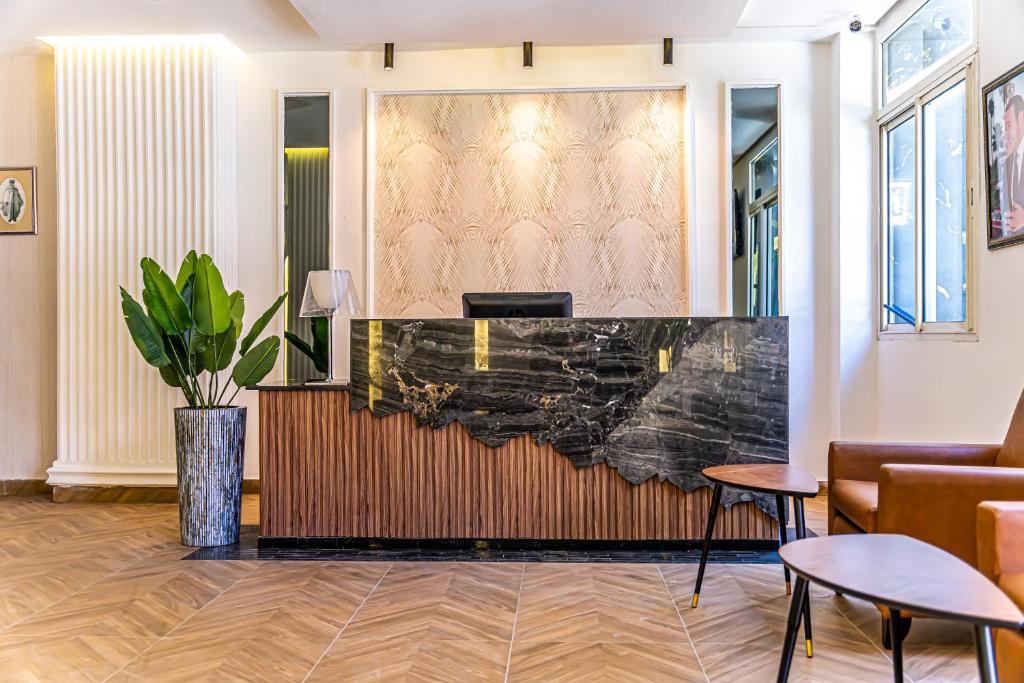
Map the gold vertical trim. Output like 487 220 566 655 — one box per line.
658 347 672 373
368 320 383 410
474 319 489 371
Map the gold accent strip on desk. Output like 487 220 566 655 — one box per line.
474 319 489 371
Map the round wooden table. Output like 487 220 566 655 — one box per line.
692 464 820 657
777 534 1024 683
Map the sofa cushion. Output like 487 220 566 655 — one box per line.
831 479 878 533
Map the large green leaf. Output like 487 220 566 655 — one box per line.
192 254 231 336
229 291 245 337
310 316 330 373
239 292 287 356
120 287 171 368
284 331 315 362
200 326 238 373
141 258 192 336
159 365 182 387
231 336 280 387
175 250 198 292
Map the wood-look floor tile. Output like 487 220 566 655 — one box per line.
508 641 705 682
0 493 983 681
515 564 686 643
4 560 259 638
340 563 522 642
109 634 318 682
696 634 895 682
168 562 388 640
307 638 509 682
0 634 156 682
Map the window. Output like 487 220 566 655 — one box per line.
882 0 972 105
748 139 779 316
879 0 974 336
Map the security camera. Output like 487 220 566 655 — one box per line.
849 16 863 32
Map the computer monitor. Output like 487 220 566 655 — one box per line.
462 292 573 319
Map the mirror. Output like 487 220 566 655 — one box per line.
281 93 331 381
729 86 780 316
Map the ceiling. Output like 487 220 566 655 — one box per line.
0 0 900 56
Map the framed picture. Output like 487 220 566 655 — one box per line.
984 61 1024 249
0 166 36 236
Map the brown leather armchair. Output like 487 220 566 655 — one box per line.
977 501 1024 681
828 390 1024 567
827 392 1024 647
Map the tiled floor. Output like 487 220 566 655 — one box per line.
0 494 979 681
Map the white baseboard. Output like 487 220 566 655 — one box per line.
46 463 177 487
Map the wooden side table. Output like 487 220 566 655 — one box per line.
692 464 820 657
777 534 1024 683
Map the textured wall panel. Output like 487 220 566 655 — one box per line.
48 37 238 486
372 89 689 318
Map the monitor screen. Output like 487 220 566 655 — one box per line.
462 292 573 319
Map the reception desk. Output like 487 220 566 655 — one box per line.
256 316 788 543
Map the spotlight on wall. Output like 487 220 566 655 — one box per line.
384 42 395 70
663 37 673 66
523 41 533 69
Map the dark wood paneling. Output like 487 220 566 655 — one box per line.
259 389 777 540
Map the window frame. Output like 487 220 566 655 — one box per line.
877 0 977 115
747 137 779 316
877 55 978 338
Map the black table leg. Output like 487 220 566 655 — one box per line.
793 497 813 657
891 609 905 682
692 483 723 608
775 494 791 595
776 576 808 683
974 624 998 683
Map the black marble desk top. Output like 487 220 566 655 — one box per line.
349 316 789 516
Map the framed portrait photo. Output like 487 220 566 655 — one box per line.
0 166 37 236
984 61 1024 250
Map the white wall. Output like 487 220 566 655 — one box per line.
866 0 1024 444
0 56 57 480
235 42 836 479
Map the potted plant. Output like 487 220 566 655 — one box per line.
119 251 286 546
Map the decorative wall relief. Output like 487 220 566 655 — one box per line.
372 88 689 318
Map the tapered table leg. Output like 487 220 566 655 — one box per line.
776 494 791 595
692 483 723 608
776 576 809 683
891 609 905 682
974 624 998 683
793 497 813 657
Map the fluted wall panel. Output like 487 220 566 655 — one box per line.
283 148 330 381
48 37 238 486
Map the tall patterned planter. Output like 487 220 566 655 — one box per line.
174 407 246 547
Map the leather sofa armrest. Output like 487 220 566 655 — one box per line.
828 442 1000 484
877 465 1024 566
977 501 1024 582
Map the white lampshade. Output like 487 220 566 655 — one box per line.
299 269 361 317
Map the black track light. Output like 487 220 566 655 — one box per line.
523 41 533 69
384 42 394 71
663 37 673 66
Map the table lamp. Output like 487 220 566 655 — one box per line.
299 269 361 383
